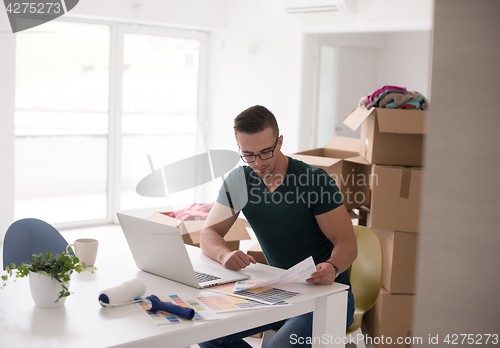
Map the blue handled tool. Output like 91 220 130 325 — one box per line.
146 294 195 320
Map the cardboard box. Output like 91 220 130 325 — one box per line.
289 136 371 211
369 165 422 233
364 287 415 347
297 135 361 159
149 212 250 251
247 241 267 265
375 230 418 294
343 106 426 167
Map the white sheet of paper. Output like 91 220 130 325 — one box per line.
242 256 316 290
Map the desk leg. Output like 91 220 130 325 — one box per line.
312 290 347 348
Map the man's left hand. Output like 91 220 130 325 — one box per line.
306 262 336 285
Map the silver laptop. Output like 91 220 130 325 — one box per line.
117 213 250 288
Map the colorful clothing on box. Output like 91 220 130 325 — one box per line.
385 94 424 110
363 85 429 110
396 104 417 110
167 202 215 221
366 85 406 104
366 89 406 109
377 90 420 108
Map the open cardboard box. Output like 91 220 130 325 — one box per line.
247 241 268 265
149 212 250 251
289 136 371 211
343 106 427 167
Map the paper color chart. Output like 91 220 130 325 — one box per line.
136 293 220 325
209 282 302 305
233 280 265 292
196 294 289 313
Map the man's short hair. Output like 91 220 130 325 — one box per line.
234 105 279 138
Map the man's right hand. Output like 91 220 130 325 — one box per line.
220 250 256 271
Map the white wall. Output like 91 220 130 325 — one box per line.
0 10 16 241
378 31 433 99
295 0 433 33
204 0 303 156
334 45 379 139
413 0 500 338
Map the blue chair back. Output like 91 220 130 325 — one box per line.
3 218 70 270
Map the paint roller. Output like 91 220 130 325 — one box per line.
98 279 194 320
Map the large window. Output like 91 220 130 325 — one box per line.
14 20 207 227
120 28 201 211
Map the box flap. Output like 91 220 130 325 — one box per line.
294 148 324 157
182 220 207 234
289 153 342 167
182 218 250 244
342 106 376 131
325 136 360 152
376 109 426 134
324 136 360 158
148 212 182 229
344 155 370 165
226 218 251 241
248 241 263 253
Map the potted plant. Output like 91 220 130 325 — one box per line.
1 249 96 308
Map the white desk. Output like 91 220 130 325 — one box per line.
0 228 348 348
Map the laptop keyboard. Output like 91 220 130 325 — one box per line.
195 271 221 283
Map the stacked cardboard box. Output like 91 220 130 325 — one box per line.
343 105 426 347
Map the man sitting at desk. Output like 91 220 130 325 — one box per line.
200 105 357 348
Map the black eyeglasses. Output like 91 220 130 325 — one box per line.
239 137 279 163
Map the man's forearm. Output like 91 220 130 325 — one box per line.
326 243 358 275
200 228 232 264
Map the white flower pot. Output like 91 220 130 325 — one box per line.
29 271 70 308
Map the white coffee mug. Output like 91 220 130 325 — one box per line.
66 238 98 267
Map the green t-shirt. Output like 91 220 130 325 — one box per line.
217 157 351 287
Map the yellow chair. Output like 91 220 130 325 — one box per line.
345 225 383 348
261 225 383 348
